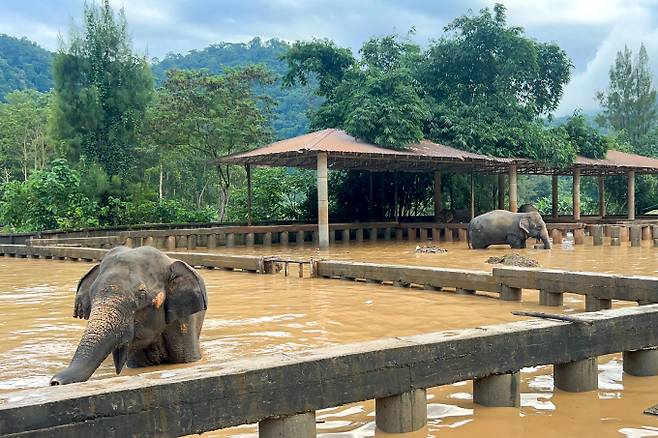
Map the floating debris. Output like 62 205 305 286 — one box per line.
486 253 539 267
415 245 448 254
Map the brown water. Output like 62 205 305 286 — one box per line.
0 242 657 437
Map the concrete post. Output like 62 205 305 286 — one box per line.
259 411 316 438
369 228 378 242
628 170 635 221
610 226 621 246
208 234 217 249
591 225 603 246
297 230 305 246
432 228 440 242
551 229 562 244
445 228 453 242
573 168 581 221
280 231 289 246
246 164 253 226
340 229 349 243
395 228 403 240
598 175 606 217
187 235 196 250
434 171 442 221
473 372 520 407
419 228 428 241
574 228 584 245
246 233 255 247
458 228 468 242
384 227 391 240
469 171 475 220
653 225 658 247
165 236 176 251
539 290 563 306
317 152 329 249
552 174 559 219
508 165 518 212
375 389 427 434
642 226 652 241
394 172 399 222
356 228 363 242
408 228 416 241
124 237 133 248
620 226 629 242
226 233 235 248
623 348 658 376
177 235 187 249
143 236 154 247
329 230 336 243
498 173 506 210
554 357 598 392
585 296 612 312
500 285 522 301
263 232 272 246
630 225 641 247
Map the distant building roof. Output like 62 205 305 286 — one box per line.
216 128 658 175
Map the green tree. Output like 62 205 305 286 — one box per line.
145 67 274 220
0 90 53 182
51 0 153 177
596 44 657 147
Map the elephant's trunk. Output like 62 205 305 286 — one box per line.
540 227 552 249
51 298 133 385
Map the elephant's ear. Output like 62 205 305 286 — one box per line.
519 216 531 235
165 261 208 324
74 264 100 319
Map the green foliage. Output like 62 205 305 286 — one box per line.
51 0 153 177
0 34 53 100
105 198 216 225
561 111 610 158
597 44 657 146
0 159 100 231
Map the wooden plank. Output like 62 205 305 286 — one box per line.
0 305 656 437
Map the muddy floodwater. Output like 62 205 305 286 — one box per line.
1 239 657 437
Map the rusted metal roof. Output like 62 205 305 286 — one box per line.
215 128 658 175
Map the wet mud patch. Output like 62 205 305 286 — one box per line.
485 253 540 267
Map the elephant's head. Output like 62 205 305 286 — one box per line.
50 248 206 385
520 211 552 249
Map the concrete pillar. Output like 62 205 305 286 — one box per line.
375 389 427 434
419 228 428 241
628 170 635 221
572 168 581 221
623 348 658 376
297 230 305 246
551 228 562 244
395 228 403 240
508 165 518 212
384 227 391 240
317 152 329 249
226 233 235 248
176 235 187 249
642 226 652 241
165 236 176 251
445 228 453 242
573 228 585 245
280 231 289 246
585 296 612 311
124 237 133 248
610 226 621 246
554 357 598 392
246 233 255 247
591 225 603 246
394 172 399 222
498 173 505 210
604 224 611 237
208 234 217 249
187 235 197 250
500 285 522 301
653 225 658 247
434 170 442 220
539 290 563 306
432 228 440 242
143 236 154 246
469 171 475 220
263 232 272 246
620 226 629 242
369 228 378 242
458 228 468 242
408 228 416 241
246 164 253 226
598 175 606 217
552 175 559 219
630 225 641 247
473 372 520 407
341 229 349 243
356 228 363 242
259 411 316 438
329 229 336 243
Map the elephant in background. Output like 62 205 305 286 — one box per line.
51 246 207 385
468 210 552 249
519 203 539 213
435 208 471 223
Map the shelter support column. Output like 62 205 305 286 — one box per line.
317 152 329 250
497 174 505 209
508 165 518 212
573 168 581 221
598 175 606 218
469 171 475 219
628 170 635 221
246 164 253 226
434 171 442 220
552 175 558 219
394 172 399 222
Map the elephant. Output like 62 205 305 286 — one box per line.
518 203 539 213
50 246 207 385
467 210 552 249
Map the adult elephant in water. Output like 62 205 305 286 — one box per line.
50 246 207 385
468 210 552 249
518 203 539 213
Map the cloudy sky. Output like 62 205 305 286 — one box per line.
1 0 658 115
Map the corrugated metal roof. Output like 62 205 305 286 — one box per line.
575 150 658 170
